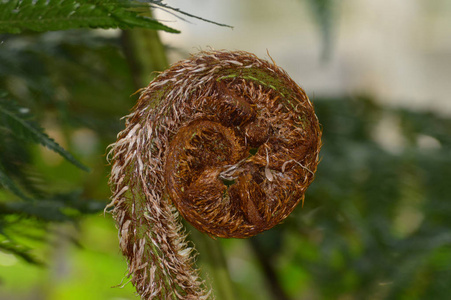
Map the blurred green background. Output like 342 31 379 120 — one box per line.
1 1 451 299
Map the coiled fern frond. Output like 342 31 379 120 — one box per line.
108 50 321 299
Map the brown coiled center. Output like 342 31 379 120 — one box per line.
164 82 319 238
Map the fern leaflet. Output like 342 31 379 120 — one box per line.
0 96 89 172
0 166 32 201
0 0 179 34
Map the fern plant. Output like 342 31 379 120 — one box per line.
0 0 179 33
0 92 100 262
0 95 88 173
0 0 231 34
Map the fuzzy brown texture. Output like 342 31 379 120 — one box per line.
108 50 321 299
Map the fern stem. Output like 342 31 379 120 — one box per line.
188 224 237 300
121 25 236 300
121 28 169 89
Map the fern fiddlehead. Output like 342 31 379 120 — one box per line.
108 50 322 299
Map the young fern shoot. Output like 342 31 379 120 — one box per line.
108 50 322 299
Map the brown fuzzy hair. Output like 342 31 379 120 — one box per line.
108 50 322 299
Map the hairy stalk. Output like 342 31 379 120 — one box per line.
108 50 321 299
114 29 234 299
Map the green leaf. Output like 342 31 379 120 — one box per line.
146 0 233 28
0 166 32 201
0 238 44 265
0 0 179 34
0 96 89 172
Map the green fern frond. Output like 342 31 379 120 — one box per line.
0 166 32 201
3 191 104 222
0 96 89 172
0 0 179 34
146 0 233 28
0 237 44 265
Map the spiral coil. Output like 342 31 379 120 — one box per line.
108 50 321 299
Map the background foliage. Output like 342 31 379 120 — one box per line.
1 1 450 300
